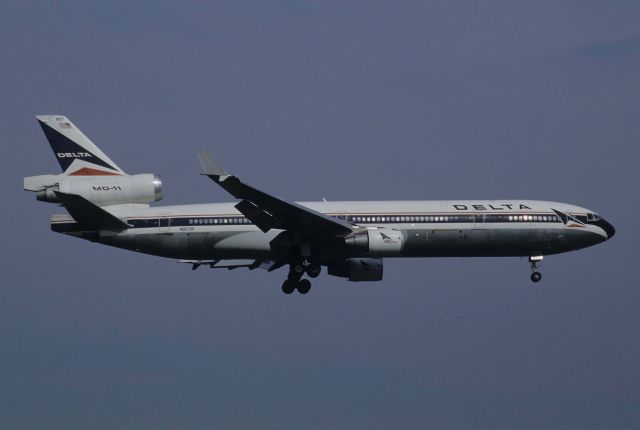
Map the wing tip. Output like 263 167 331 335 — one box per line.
196 149 227 176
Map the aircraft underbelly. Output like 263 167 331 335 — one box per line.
94 225 604 261
100 230 273 260
401 227 600 257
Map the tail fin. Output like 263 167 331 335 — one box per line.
36 115 125 176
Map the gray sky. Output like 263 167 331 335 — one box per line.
1 1 638 428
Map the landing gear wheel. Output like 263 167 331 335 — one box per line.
530 271 542 283
281 279 296 294
297 279 311 294
528 256 543 284
292 264 305 275
306 263 321 278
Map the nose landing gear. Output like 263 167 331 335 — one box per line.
529 255 543 283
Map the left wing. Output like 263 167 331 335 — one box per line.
196 150 353 237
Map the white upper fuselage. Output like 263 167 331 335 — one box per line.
85 199 602 230
51 199 612 260
67 199 597 219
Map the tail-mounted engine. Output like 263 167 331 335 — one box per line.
24 173 163 207
328 258 384 282
25 115 163 208
344 228 404 256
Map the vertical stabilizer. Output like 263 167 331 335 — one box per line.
36 115 125 176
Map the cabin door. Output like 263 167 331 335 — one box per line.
159 216 170 233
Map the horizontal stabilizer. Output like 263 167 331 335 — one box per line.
55 191 130 231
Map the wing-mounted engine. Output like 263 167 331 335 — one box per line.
24 173 163 207
344 228 404 256
328 258 383 282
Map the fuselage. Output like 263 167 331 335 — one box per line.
27 115 616 290
51 199 615 261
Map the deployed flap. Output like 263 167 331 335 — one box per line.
180 259 269 271
196 150 353 237
55 191 130 231
235 199 279 233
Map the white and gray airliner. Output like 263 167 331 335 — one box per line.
25 115 615 294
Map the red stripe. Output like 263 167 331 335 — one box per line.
68 167 122 176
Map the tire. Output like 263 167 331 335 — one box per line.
297 279 311 294
307 264 321 278
282 279 295 294
530 272 542 283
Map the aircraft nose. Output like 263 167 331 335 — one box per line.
601 218 616 239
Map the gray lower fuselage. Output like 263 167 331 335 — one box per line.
51 200 614 262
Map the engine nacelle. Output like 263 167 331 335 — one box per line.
25 173 163 206
344 228 404 256
328 258 384 282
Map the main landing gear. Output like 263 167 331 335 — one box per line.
281 262 321 294
529 255 543 283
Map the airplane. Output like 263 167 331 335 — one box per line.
24 115 615 294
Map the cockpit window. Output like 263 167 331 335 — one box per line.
587 213 601 221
